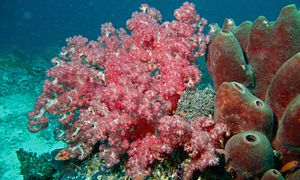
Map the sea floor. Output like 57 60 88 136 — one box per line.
0 49 64 180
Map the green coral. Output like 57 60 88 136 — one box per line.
176 86 215 120
16 148 56 180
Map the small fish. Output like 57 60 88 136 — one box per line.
55 149 71 161
280 160 300 174
285 145 300 154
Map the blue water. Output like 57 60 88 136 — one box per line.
1 0 299 52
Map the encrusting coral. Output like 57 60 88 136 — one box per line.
175 85 215 120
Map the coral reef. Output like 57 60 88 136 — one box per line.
207 4 300 100
175 85 215 120
224 131 275 179
215 82 274 139
207 3 300 179
273 95 300 163
16 149 56 180
26 2 300 179
27 2 229 179
265 53 300 120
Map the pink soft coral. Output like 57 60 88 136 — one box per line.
27 2 226 178
126 115 229 178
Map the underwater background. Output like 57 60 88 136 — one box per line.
1 0 300 179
